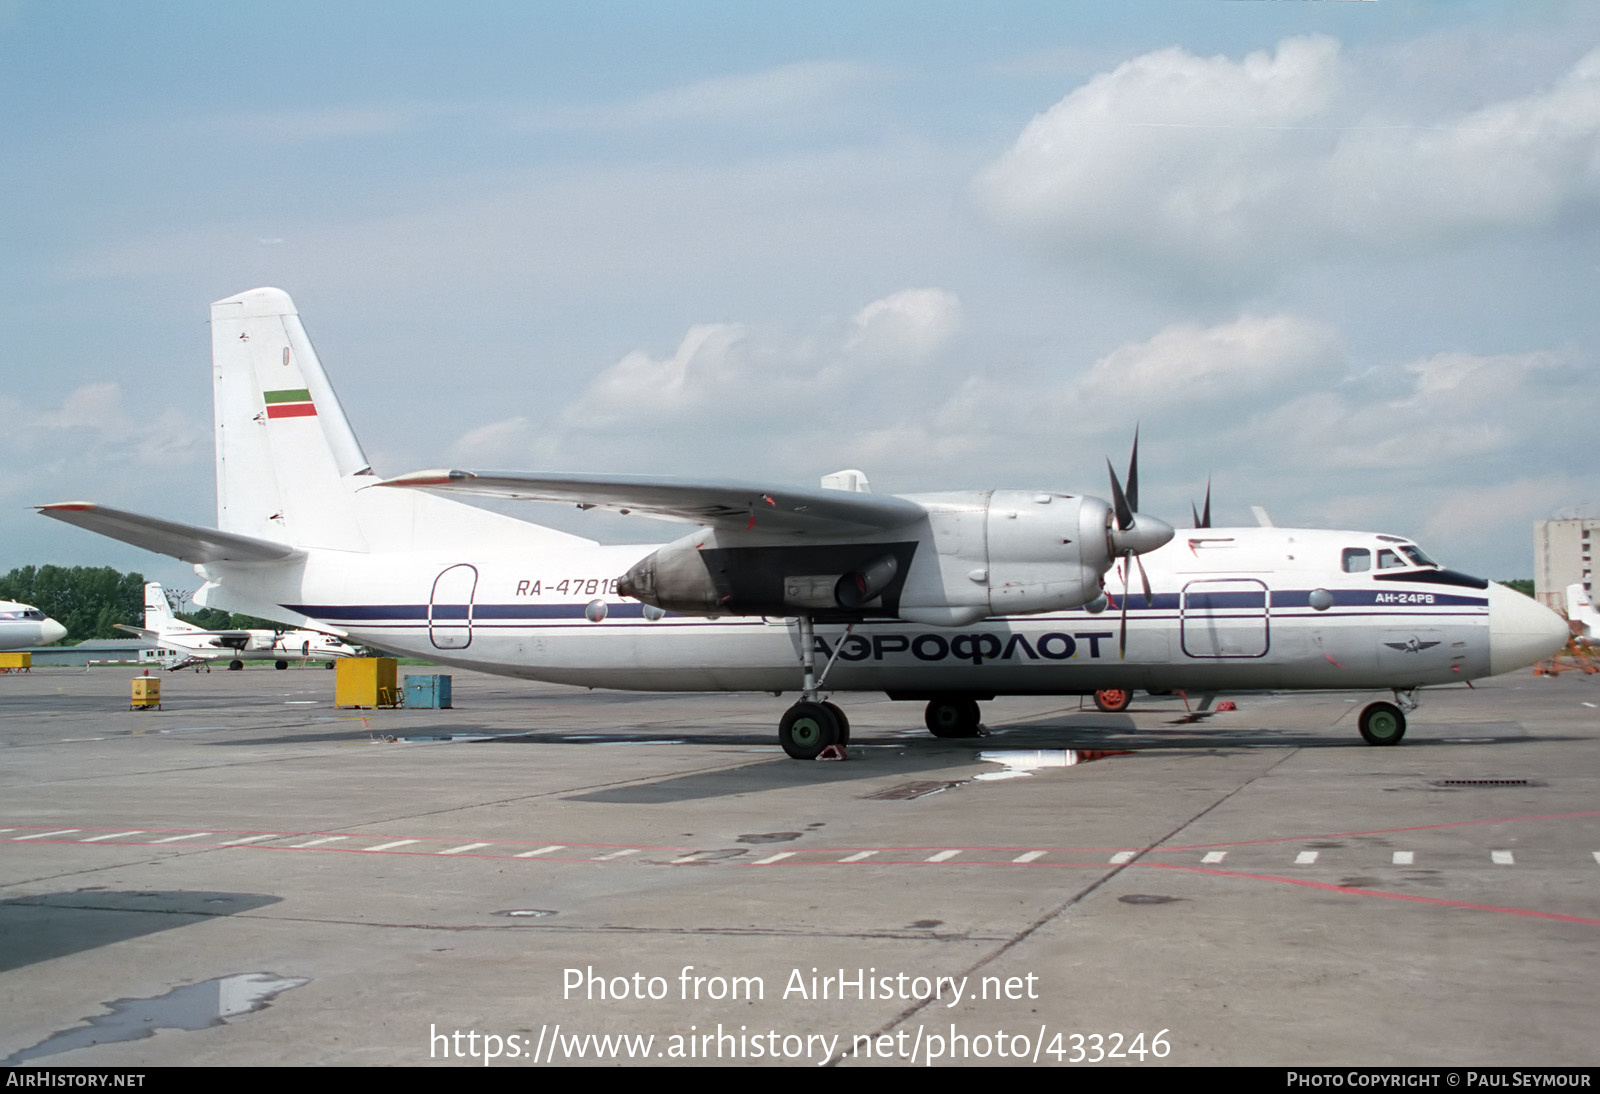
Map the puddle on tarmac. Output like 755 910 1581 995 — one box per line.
2 972 308 1064
973 749 1132 780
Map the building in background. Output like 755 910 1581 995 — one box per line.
1535 518 1599 611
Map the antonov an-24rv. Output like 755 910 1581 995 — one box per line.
41 288 1568 758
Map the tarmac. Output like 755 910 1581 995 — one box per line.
0 664 1596 1067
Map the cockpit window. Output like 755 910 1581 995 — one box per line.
1398 545 1437 568
1342 548 1371 573
1377 549 1405 570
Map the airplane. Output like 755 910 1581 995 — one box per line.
38 287 1570 757
0 601 68 650
1564 583 1599 642
114 581 357 670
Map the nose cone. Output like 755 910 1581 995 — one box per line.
1488 582 1569 676
40 618 67 645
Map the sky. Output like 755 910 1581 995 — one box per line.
4 0 1598 595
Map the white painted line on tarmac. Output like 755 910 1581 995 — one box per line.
12 830 81 841
1202 851 1227 864
1109 851 1135 864
366 839 421 852
216 834 281 846
1492 850 1514 865
287 836 348 848
79 831 145 843
1295 851 1318 865
925 850 961 862
838 851 877 863
437 843 491 855
1393 851 1414 865
515 845 565 858
1013 851 1046 863
592 848 639 861
750 852 795 865
1593 852 1600 866
150 832 211 843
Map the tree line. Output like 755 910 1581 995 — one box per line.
0 565 278 643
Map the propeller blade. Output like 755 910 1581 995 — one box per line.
1137 554 1153 607
1201 479 1211 529
1118 555 1131 657
1106 460 1133 532
1125 426 1140 516
1191 502 1201 529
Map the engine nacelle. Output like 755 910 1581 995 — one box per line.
616 532 919 618
615 487 1173 626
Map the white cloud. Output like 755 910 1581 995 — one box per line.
974 36 1600 283
513 61 879 131
0 382 205 499
1073 314 1340 412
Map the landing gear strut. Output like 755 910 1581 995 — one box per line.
924 697 982 738
777 616 852 759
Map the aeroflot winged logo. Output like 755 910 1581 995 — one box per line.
1384 637 1442 653
263 389 317 419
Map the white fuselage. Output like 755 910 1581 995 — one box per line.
197 525 1554 696
0 602 67 650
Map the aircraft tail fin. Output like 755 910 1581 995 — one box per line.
211 289 372 551
209 288 591 553
1565 583 1598 639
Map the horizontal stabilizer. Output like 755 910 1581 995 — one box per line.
113 623 158 639
377 470 928 535
38 503 303 564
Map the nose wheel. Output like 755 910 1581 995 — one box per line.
1358 701 1407 745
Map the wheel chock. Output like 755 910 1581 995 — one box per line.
817 744 848 761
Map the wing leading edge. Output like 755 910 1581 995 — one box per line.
376 470 927 536
37 503 302 564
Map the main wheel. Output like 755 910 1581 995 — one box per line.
779 701 840 760
821 701 850 746
228 659 243 671
274 659 288 670
924 697 981 738
1358 701 1406 746
1094 688 1133 713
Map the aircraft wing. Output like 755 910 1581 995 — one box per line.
37 503 303 564
377 470 928 535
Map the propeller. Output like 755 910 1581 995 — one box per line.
1191 478 1212 529
1104 428 1175 657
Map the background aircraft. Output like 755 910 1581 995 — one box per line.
0 601 67 650
115 581 356 670
1564 584 1599 642
41 288 1569 756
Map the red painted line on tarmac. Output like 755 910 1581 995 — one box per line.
1161 810 1600 852
1141 862 1600 927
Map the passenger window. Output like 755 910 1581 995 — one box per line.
1377 549 1404 570
1342 548 1371 573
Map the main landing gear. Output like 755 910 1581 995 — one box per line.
776 617 853 760
1358 688 1417 746
924 697 982 738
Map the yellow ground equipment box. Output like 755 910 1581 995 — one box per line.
130 677 161 710
336 657 400 708
0 652 31 672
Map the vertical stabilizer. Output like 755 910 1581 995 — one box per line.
144 582 200 635
211 288 370 551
